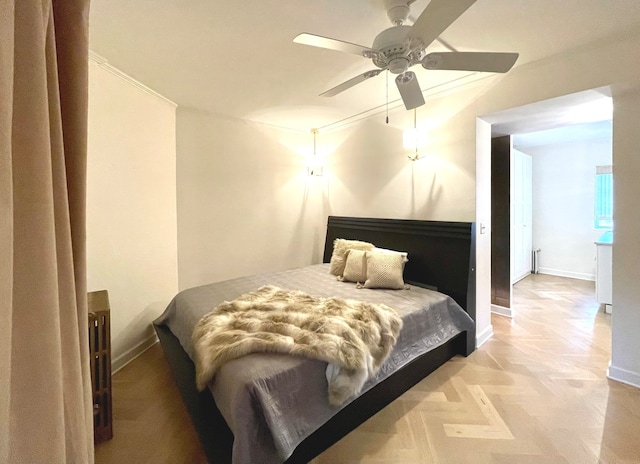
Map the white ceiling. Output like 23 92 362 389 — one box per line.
486 87 613 136
513 119 612 150
89 0 640 132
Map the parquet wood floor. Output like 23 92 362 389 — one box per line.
95 274 640 464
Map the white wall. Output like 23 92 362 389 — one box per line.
475 118 494 346
87 58 178 370
522 135 612 280
610 88 640 387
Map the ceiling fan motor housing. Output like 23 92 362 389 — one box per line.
372 25 414 73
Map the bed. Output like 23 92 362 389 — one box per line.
154 216 476 463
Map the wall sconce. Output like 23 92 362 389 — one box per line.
403 109 426 161
308 128 323 176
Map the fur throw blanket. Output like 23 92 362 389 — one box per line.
192 285 403 405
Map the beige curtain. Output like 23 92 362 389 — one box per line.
0 1 94 462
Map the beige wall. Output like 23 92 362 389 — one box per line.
176 110 325 290
175 108 477 290
322 117 476 221
87 59 178 370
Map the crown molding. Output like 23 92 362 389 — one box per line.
89 50 177 108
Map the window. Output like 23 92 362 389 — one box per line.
595 165 613 229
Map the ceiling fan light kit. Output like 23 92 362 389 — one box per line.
294 0 519 111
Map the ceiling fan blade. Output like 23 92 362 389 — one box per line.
321 69 384 97
294 33 376 57
407 0 477 49
422 52 519 73
395 71 425 110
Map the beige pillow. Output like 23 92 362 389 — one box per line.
363 251 406 290
329 239 375 276
372 247 409 267
342 249 368 283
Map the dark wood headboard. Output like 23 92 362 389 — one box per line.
323 216 476 324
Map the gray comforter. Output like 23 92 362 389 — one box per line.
155 264 474 464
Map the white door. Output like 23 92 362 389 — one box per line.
511 149 533 283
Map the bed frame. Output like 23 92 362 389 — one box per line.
155 216 476 463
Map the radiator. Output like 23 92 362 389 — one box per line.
88 290 113 444
532 248 541 274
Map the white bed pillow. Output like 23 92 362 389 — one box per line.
341 249 368 283
329 239 375 276
363 251 406 290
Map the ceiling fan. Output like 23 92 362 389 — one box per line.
293 0 519 110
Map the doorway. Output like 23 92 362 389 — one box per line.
482 88 613 316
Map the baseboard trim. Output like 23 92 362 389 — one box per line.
512 271 530 284
476 324 494 348
492 296 510 307
538 268 595 281
607 363 640 389
112 334 158 374
491 304 514 318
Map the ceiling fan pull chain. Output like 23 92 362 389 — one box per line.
386 71 389 124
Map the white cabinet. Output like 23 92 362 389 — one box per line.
511 149 533 284
595 231 613 311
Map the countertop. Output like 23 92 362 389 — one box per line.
595 230 613 246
